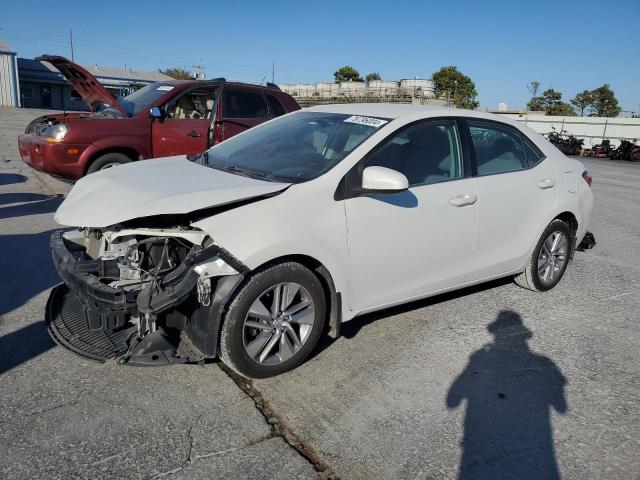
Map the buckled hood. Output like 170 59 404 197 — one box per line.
54 156 291 228
36 55 127 115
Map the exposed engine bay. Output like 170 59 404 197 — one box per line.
46 227 247 366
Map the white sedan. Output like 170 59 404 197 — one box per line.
47 104 593 378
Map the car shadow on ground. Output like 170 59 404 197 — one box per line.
0 192 63 220
0 172 27 186
446 310 568 479
0 188 63 375
313 277 513 357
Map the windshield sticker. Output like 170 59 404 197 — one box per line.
156 86 174 91
343 115 389 128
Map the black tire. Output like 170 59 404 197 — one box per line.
515 219 572 292
219 262 327 378
86 152 132 175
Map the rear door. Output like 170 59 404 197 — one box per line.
465 119 558 281
152 86 218 157
218 87 270 140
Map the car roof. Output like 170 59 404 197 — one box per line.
304 103 528 128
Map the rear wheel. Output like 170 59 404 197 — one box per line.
515 219 571 292
86 152 132 175
219 262 326 378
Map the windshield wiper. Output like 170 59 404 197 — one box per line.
217 164 266 179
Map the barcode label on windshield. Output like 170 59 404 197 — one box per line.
156 86 174 91
343 116 389 128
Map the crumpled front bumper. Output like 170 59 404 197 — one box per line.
46 230 248 364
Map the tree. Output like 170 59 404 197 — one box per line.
432 66 479 109
527 88 576 116
334 66 363 83
365 72 382 82
589 84 621 117
571 90 593 116
158 67 192 80
527 81 541 98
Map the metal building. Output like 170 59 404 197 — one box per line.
0 38 173 111
0 39 21 107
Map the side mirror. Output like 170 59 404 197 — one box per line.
149 106 164 119
362 166 409 193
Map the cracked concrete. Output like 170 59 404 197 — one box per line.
1 107 639 479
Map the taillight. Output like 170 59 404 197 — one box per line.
582 170 592 187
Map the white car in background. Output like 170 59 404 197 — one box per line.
47 104 594 378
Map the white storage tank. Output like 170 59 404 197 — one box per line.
315 82 339 97
367 80 400 96
339 81 366 97
400 79 435 98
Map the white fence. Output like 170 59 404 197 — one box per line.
503 113 640 148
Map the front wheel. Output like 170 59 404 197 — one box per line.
515 219 572 292
86 152 132 175
219 262 326 378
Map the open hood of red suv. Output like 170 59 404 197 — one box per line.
36 55 126 115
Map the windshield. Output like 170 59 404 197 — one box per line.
96 83 176 118
205 111 389 183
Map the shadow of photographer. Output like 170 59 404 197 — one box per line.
446 310 567 480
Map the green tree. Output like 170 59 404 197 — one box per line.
158 67 192 80
432 66 479 109
527 81 541 98
365 72 382 82
527 88 576 116
334 66 363 83
571 90 593 116
589 84 621 117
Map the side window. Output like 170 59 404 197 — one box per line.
523 137 545 167
166 88 218 120
468 121 527 175
365 120 462 187
266 94 286 117
223 89 268 118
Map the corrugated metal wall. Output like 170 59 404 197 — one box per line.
505 114 640 148
0 52 20 107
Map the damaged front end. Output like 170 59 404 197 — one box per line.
46 228 247 366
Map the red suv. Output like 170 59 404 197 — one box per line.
18 55 300 180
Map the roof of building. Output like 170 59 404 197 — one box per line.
0 39 17 54
79 64 173 82
16 57 173 84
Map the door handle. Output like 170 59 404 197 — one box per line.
536 178 555 189
187 131 202 138
449 194 477 207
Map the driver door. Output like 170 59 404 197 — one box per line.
343 119 478 310
152 87 218 157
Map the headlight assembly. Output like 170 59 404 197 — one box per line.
42 123 69 142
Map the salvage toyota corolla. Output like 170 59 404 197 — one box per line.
47 104 594 378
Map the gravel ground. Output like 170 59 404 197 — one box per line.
0 107 638 479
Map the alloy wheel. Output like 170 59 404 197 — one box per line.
537 231 568 285
242 282 316 365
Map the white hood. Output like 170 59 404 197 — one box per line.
54 156 291 227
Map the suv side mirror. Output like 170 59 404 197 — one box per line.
149 106 164 119
362 166 409 193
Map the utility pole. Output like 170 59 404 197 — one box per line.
69 28 74 61
192 59 206 79
272 62 275 84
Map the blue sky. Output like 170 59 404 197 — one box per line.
1 0 639 112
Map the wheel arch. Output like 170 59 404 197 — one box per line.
83 146 141 175
250 254 342 338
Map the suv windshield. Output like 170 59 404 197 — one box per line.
205 111 389 183
93 83 176 118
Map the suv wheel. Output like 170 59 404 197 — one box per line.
86 152 132 174
515 219 572 292
219 262 326 378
